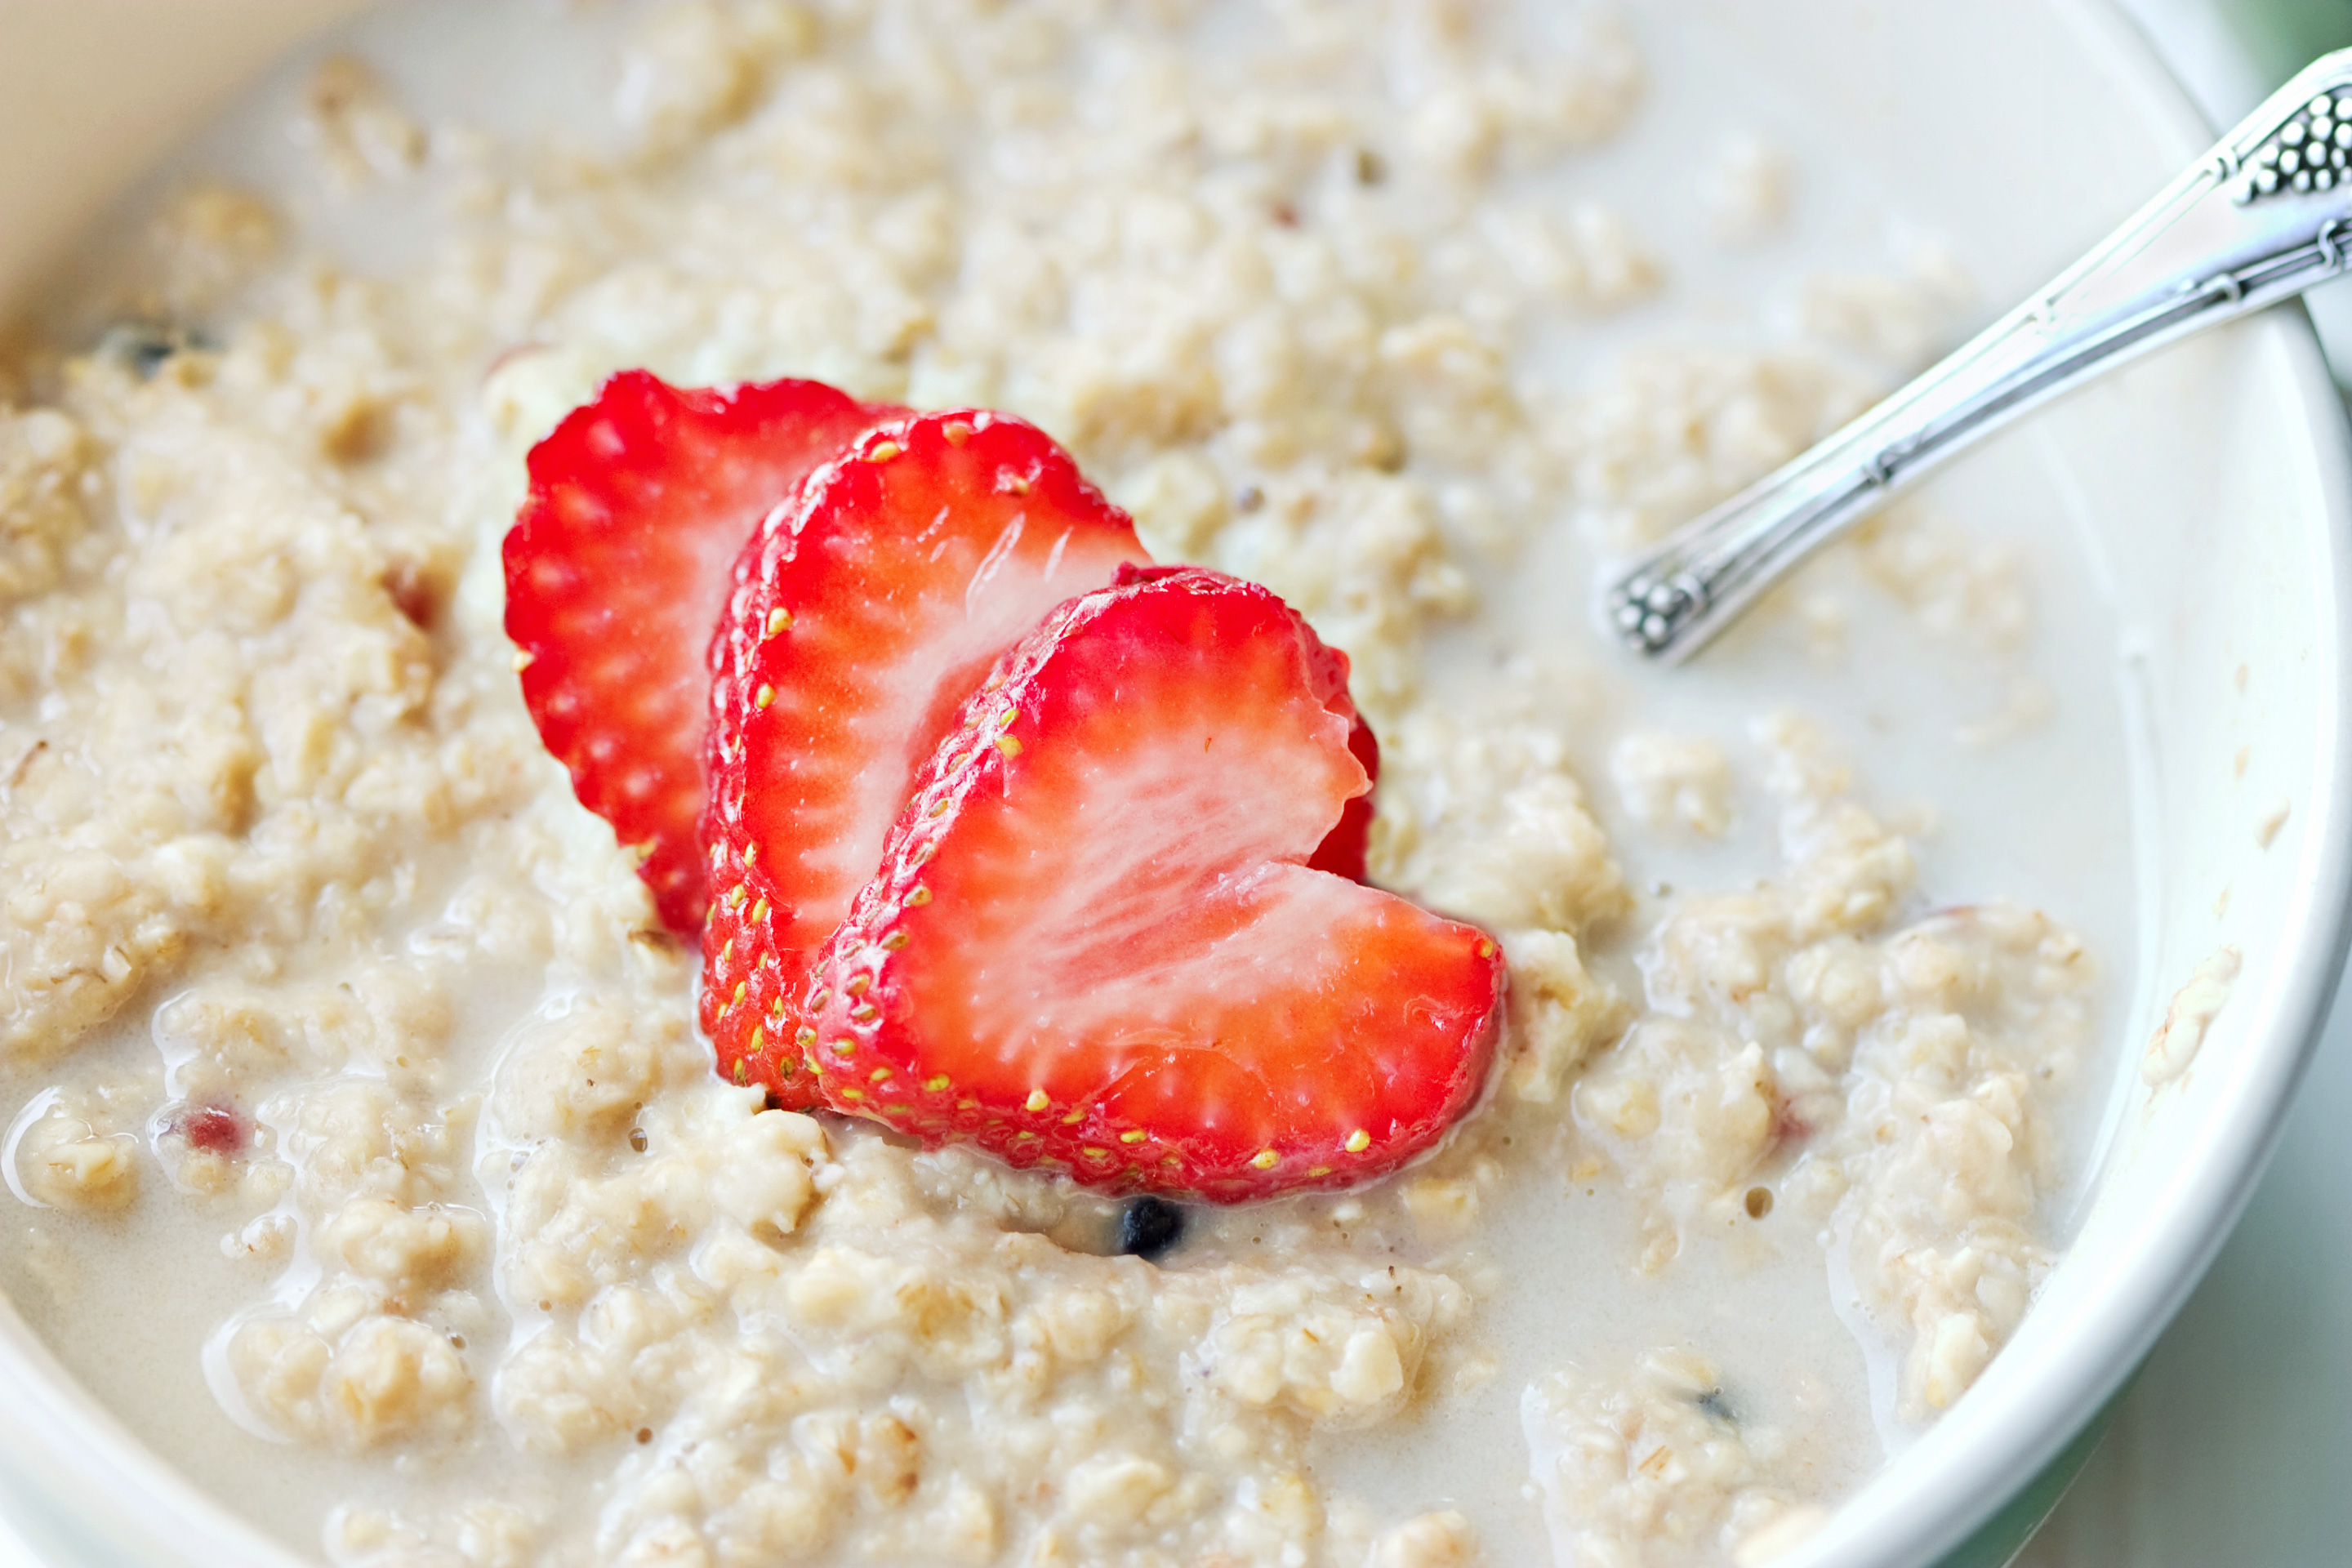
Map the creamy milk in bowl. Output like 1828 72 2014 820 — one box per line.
0 3 2346 1567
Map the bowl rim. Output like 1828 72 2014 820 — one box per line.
1796 5 2352 1564
1834 310 2352 1568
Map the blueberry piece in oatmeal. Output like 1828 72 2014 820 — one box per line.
1118 1196 1187 1262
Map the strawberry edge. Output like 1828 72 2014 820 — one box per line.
799 565 1505 1200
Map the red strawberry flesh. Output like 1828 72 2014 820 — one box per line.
803 567 1500 1199
1117 564 1380 883
702 411 1150 1101
505 370 900 933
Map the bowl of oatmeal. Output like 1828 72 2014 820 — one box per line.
1 2 2347 1567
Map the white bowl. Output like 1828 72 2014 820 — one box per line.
1 3 2346 1566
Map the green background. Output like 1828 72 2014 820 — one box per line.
2230 0 2352 81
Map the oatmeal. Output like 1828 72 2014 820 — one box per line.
0 2 2134 1566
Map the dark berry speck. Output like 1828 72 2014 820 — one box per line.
1118 1196 1186 1262
99 321 206 380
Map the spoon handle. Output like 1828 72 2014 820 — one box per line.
1609 48 2352 662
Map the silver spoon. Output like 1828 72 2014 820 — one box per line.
1607 47 2352 662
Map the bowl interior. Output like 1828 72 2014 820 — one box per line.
0 3 2346 1567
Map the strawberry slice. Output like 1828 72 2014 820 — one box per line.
701 412 1150 1102
1114 565 1381 883
1304 664 1379 884
1312 719 1380 880
504 371 900 934
799 566 1503 1200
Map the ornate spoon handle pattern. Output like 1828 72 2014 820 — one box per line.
1607 50 2352 662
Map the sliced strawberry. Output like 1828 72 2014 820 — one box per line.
1312 718 1381 880
800 566 1502 1200
1111 564 1381 882
504 371 900 934
700 412 1150 1102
